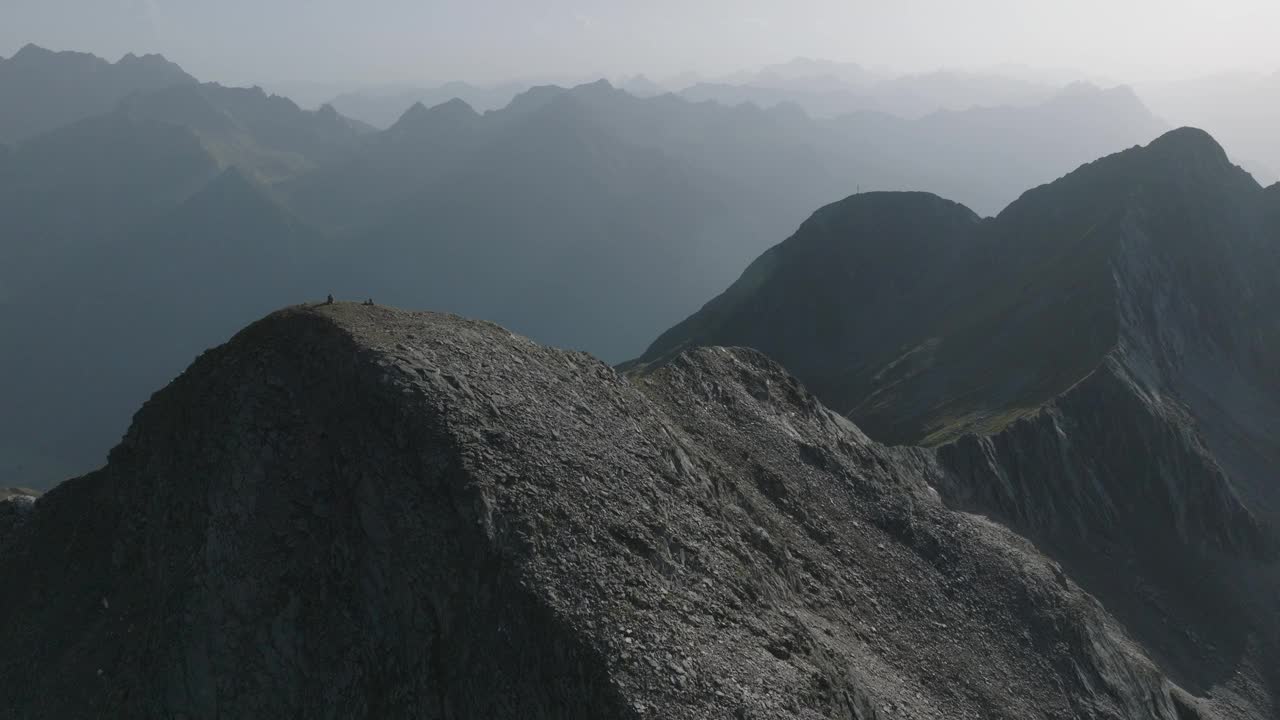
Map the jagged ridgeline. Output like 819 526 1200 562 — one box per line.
0 46 1175 492
0 304 1218 718
632 127 1280 712
1 128 1277 719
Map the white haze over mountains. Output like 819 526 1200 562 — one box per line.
0 1 1277 488
3 0 1277 181
4 0 1280 85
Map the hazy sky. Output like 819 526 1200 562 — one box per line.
3 0 1278 86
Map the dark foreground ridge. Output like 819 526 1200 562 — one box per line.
0 303 1222 718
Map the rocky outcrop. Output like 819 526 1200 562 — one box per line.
0 304 1216 718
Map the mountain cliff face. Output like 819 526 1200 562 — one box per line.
633 128 1280 713
0 304 1224 718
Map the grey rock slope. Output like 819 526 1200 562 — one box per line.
0 304 1215 719
632 127 1280 714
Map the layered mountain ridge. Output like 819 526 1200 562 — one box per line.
0 48 1227 497
634 128 1272 445
632 127 1280 708
0 44 195 144
0 304 1228 718
2 123 1276 715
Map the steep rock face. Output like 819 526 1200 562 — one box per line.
0 304 1212 719
935 133 1280 707
631 192 984 411
633 128 1280 714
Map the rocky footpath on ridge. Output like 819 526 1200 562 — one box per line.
0 303 1220 718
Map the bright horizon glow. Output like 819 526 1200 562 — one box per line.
2 0 1278 89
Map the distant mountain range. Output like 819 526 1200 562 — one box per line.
117 82 374 180
3 45 1280 717
324 58 1074 129
0 43 195 144
0 46 1185 490
681 65 1058 120
4 125 1280 711
328 81 532 128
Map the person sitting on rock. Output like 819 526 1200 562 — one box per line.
325 294 334 305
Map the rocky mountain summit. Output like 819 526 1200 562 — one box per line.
633 127 1280 713
0 303 1227 718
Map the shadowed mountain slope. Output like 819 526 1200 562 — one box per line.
635 128 1271 445
633 127 1280 711
0 303 1228 718
117 82 373 181
0 111 220 293
0 167 323 494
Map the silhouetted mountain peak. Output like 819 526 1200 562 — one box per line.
10 43 59 62
15 43 44 54
0 45 198 143
436 96 479 115
1001 127 1255 227
398 100 428 117
4 43 192 81
386 97 479 138
575 77 616 92
1090 126 1239 183
501 84 570 115
501 80 625 120
1143 125 1232 166
812 190 978 225
1045 82 1150 114
3 44 101 75
115 51 180 70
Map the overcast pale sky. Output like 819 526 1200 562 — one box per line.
3 0 1278 86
